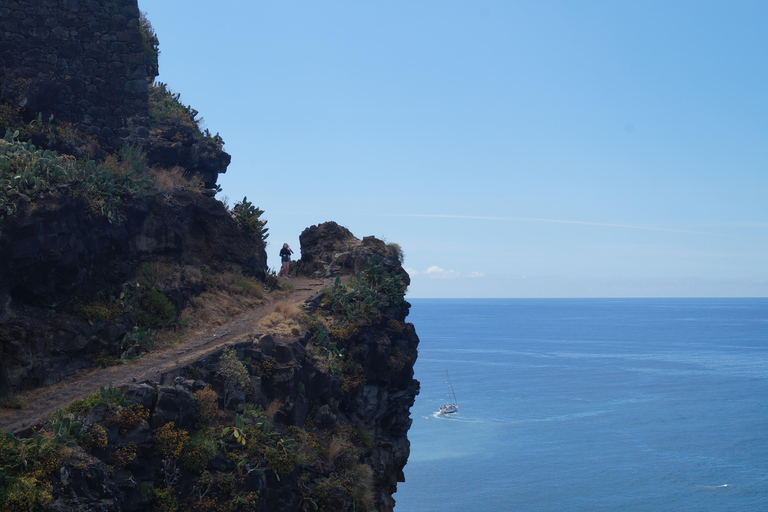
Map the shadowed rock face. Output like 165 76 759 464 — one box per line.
0 0 150 153
0 190 267 395
293 221 409 285
0 0 231 187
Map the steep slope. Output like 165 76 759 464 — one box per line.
0 225 419 512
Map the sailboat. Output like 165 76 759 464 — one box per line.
439 369 459 414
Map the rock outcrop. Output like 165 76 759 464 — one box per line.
146 125 231 189
294 221 408 285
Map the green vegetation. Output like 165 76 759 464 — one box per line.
324 260 407 324
0 129 155 223
1 310 389 512
139 11 160 80
217 347 251 407
148 82 224 150
231 196 269 243
137 289 177 329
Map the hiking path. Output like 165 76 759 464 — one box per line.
0 277 326 433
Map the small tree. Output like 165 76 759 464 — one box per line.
217 347 250 406
231 197 269 242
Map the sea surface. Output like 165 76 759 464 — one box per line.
394 299 768 511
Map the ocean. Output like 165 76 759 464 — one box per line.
394 299 768 512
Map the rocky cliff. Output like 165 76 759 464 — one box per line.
0 1 420 509
0 224 419 512
0 188 267 395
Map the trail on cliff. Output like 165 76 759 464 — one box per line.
0 277 326 433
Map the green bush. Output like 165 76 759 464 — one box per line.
138 289 176 328
385 241 405 263
0 475 53 511
231 197 269 243
217 348 251 407
325 260 407 324
180 432 216 473
74 299 123 323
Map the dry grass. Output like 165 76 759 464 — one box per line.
327 435 353 464
165 271 268 343
257 301 303 337
266 398 284 423
149 165 203 193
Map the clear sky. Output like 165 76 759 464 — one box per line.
138 0 767 298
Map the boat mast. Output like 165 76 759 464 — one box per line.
446 369 458 406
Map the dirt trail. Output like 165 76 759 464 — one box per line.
0 277 326 434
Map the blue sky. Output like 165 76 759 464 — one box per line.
139 1 767 298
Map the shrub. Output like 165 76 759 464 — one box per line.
105 404 149 434
385 241 405 263
154 422 189 460
330 322 358 342
149 82 200 133
217 347 251 407
180 432 216 473
1 129 156 223
0 476 53 510
265 444 296 481
138 289 176 328
150 165 202 194
193 386 219 426
386 318 404 333
152 486 180 512
111 442 137 467
119 325 156 360
87 424 108 451
324 260 406 324
74 298 123 323
0 130 77 221
139 12 160 80
231 197 268 242
231 275 265 298
0 395 24 409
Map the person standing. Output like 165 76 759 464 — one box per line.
279 243 293 278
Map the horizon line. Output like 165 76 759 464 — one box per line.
364 213 730 236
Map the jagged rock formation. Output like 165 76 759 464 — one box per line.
294 221 408 285
0 190 267 395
